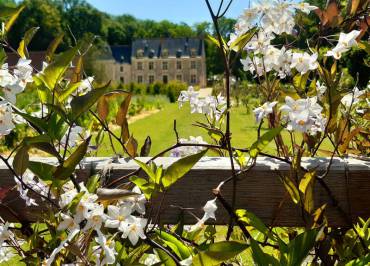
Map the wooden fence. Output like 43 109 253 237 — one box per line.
0 157 369 226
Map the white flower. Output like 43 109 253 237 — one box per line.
61 126 83 148
190 198 218 231
326 30 361 59
170 136 207 157
341 87 365 107
272 47 293 78
94 230 116 265
180 256 193 266
253 101 277 123
178 87 226 120
120 217 147 245
143 253 160 266
75 194 99 224
294 2 318 14
43 228 79 266
119 186 146 214
14 58 33 83
280 96 325 135
57 213 79 232
190 215 207 232
13 171 45 206
290 52 318 74
203 198 217 220
245 32 272 53
104 205 134 231
0 244 15 263
78 77 94 94
0 102 14 136
178 86 199 107
316 81 327 100
0 222 13 245
241 56 265 76
84 204 105 231
0 64 15 87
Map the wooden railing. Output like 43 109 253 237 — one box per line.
1 157 369 226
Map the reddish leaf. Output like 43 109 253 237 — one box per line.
0 187 11 201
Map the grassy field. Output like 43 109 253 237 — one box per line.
97 103 331 156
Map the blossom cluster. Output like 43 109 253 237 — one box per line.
43 183 147 265
234 2 361 79
0 221 15 263
178 86 226 121
0 59 34 135
0 59 33 104
170 136 207 157
280 96 326 135
14 170 51 206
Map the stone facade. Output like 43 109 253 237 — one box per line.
97 38 206 87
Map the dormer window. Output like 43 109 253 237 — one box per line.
190 48 197 57
136 49 144 58
149 49 155 58
176 49 182 58
162 49 169 58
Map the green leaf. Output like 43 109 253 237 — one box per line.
162 149 207 188
250 238 280 266
293 73 310 91
58 81 81 102
0 6 21 18
155 230 191 260
250 127 283 158
229 27 258 52
207 34 221 48
86 174 100 193
45 33 64 63
28 161 56 181
281 175 300 204
134 159 156 182
236 209 275 241
70 82 110 120
286 228 318 266
4 5 25 32
130 175 155 199
0 48 7 65
154 248 177 266
13 109 48 133
38 44 80 90
13 146 29 176
54 136 91 180
192 241 248 266
299 171 316 213
345 253 370 266
358 41 370 55
17 27 39 59
67 191 86 214
23 134 51 145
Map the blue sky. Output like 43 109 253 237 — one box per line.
85 0 247 24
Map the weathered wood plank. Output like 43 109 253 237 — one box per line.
0 157 369 226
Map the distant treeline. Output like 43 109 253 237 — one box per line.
0 0 237 77
0 0 369 86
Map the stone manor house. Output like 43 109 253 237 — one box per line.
96 38 207 87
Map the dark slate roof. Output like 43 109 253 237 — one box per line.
110 45 132 63
132 38 204 58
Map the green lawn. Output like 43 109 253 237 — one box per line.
97 103 331 156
